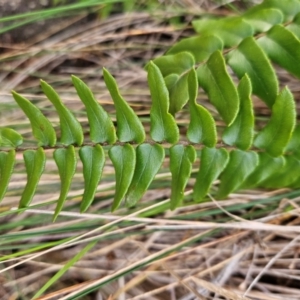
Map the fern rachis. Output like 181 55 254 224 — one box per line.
1 0 300 219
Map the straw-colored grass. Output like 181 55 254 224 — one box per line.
1 0 300 299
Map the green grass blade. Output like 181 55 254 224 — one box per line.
32 240 97 299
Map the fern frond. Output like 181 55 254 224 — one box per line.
2 0 300 219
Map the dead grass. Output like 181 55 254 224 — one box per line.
1 0 300 299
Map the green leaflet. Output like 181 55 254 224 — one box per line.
285 124 300 156
261 155 300 188
0 128 23 148
217 150 258 199
151 52 195 77
19 148 46 208
169 145 196 210
193 147 229 202
242 152 285 188
287 12 300 38
254 87 296 157
125 144 164 207
257 25 300 79
0 150 15 203
167 35 223 63
103 68 145 143
79 145 105 213
227 37 278 107
168 72 189 115
245 0 300 21
12 91 56 146
288 158 300 188
192 16 253 47
148 62 179 143
197 50 239 126
72 76 116 144
151 52 195 114
53 146 77 221
40 80 83 146
108 144 136 211
164 74 179 90
244 8 283 32
187 68 217 147
222 75 254 151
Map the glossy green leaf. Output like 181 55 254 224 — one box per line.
12 91 56 146
261 155 300 188
72 76 116 144
103 68 145 143
193 147 229 202
40 80 83 146
0 150 15 203
125 144 164 207
108 144 136 211
257 25 300 79
254 87 296 157
222 75 254 150
148 61 179 143
197 50 239 126
0 128 23 148
192 16 253 47
167 35 223 63
242 152 285 188
244 0 300 21
151 52 195 77
19 148 46 208
217 150 258 199
79 145 105 213
53 146 77 221
169 145 196 210
187 68 217 147
227 37 278 107
244 8 283 32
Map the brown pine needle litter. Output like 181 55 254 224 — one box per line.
1 0 300 299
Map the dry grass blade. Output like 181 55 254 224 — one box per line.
1 0 300 299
